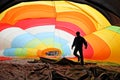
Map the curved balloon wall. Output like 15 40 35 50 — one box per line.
0 1 120 64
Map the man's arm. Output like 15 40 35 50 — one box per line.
83 38 87 49
71 38 76 49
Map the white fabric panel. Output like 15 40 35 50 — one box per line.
0 50 4 56
55 29 74 53
55 29 74 44
0 27 26 50
25 25 55 34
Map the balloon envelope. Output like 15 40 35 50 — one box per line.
0 1 120 64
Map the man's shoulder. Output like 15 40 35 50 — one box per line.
76 36 84 39
78 36 84 38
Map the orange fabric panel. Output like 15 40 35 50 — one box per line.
57 12 96 34
85 34 111 60
1 5 56 25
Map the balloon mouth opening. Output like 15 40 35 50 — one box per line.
38 48 62 59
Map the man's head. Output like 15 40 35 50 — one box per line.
76 31 80 36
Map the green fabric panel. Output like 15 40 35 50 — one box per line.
25 39 42 48
15 48 27 56
107 26 120 34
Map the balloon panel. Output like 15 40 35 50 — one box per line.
0 1 120 64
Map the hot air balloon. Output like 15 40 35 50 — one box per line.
0 1 120 64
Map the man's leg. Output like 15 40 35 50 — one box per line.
73 48 80 62
79 49 84 65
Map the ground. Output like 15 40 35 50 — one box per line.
0 57 120 80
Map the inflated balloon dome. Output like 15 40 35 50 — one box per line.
0 1 120 64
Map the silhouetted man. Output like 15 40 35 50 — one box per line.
71 31 87 65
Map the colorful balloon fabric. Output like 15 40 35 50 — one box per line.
0 1 120 64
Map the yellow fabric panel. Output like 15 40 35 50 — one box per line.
55 1 85 13
56 1 111 30
93 29 120 63
26 48 38 57
35 43 47 50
